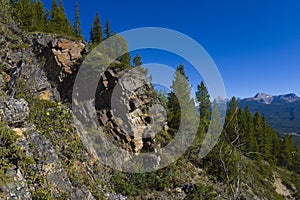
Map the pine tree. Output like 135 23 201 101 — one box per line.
279 135 294 169
14 0 34 31
244 106 259 159
50 0 60 32
73 2 82 38
0 0 14 23
262 117 274 163
32 0 46 32
292 146 300 174
105 19 111 39
272 132 282 165
224 97 239 142
167 64 195 132
196 81 211 133
253 112 264 153
90 12 103 44
133 53 142 67
59 0 73 35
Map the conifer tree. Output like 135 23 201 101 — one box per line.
90 12 103 44
292 146 300 174
262 117 274 163
167 64 195 132
224 97 239 142
133 53 142 67
279 135 294 169
59 0 73 35
272 132 282 164
73 2 82 38
14 0 34 31
50 0 60 32
253 112 264 152
0 0 14 23
196 81 211 133
105 19 111 39
33 0 46 32
244 106 259 158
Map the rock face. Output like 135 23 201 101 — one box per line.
30 34 86 102
0 20 164 199
1 97 29 125
94 68 161 153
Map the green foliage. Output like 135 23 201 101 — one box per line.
133 53 142 67
32 187 52 200
104 19 111 39
279 135 294 169
167 64 196 132
0 122 35 189
7 0 75 37
0 122 20 185
0 0 14 23
90 12 103 45
73 2 82 39
111 158 187 197
196 81 211 133
184 183 216 200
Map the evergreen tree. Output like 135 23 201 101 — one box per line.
90 12 103 44
167 64 195 132
14 0 34 31
224 97 239 142
50 0 60 32
0 0 14 23
262 117 274 163
105 19 111 39
279 135 294 169
73 2 82 38
32 0 46 32
292 146 300 174
253 112 264 152
196 81 211 133
59 0 73 35
133 53 142 67
49 0 73 35
244 106 259 158
272 132 282 165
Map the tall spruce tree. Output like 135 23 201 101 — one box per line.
196 81 211 133
73 2 82 38
133 53 142 67
50 0 60 32
167 64 195 132
14 0 34 31
279 135 294 169
262 117 274 163
254 112 264 153
105 19 111 39
90 12 103 44
224 97 239 142
0 0 14 23
244 106 259 158
32 0 46 32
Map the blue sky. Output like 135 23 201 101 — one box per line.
42 0 300 98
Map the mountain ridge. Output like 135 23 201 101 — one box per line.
237 92 300 134
240 92 300 105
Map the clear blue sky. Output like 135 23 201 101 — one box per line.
42 0 300 98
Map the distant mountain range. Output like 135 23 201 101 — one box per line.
238 93 300 134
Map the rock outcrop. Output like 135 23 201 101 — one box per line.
0 19 163 199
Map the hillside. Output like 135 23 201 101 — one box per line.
1 2 300 200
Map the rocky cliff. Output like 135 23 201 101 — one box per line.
0 19 163 199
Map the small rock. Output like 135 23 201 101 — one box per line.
3 98 29 125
